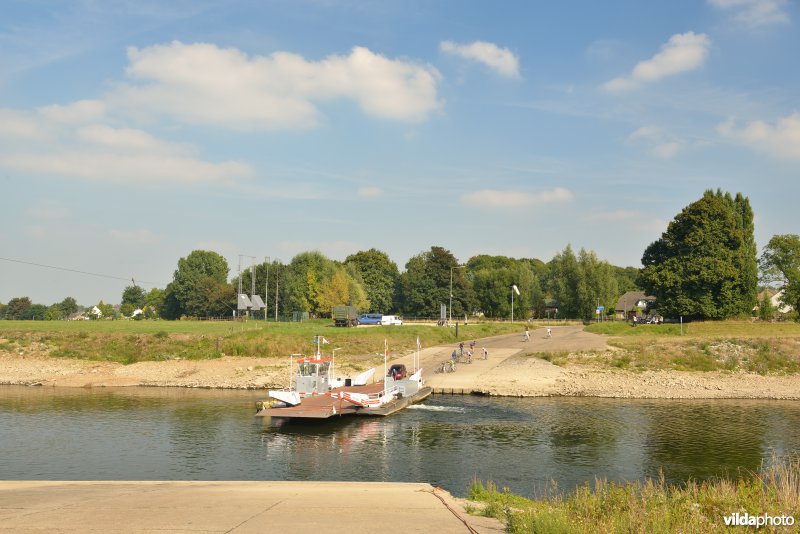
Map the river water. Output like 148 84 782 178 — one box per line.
1 386 798 497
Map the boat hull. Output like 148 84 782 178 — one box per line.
256 386 432 420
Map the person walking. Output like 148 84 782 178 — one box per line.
524 327 530 342
483 347 488 360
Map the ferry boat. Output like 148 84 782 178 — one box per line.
256 337 431 420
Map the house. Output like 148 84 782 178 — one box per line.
90 306 103 318
614 291 656 319
755 289 793 316
67 311 88 321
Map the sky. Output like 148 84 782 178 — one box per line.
1 0 799 306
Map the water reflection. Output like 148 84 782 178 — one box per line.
1 386 799 497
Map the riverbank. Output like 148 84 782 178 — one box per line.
3 334 800 399
0 481 503 533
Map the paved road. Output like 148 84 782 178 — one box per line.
0 481 503 534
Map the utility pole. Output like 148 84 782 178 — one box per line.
274 261 280 321
264 256 270 321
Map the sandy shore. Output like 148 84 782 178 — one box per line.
2 326 799 399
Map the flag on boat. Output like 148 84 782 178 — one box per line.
385 338 389 357
321 337 330 344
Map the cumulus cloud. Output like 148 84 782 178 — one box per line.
38 99 106 123
461 187 573 208
603 32 711 92
0 109 50 140
440 40 520 78
0 109 252 185
110 42 442 129
718 113 800 160
357 186 384 198
708 0 790 27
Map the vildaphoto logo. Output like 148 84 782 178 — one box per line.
723 512 795 528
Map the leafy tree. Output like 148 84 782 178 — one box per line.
144 288 166 318
613 266 641 294
22 303 48 320
399 246 473 318
45 304 63 320
0 303 6 319
547 246 618 320
121 285 146 308
345 249 399 313
5 297 32 320
467 255 542 319
639 190 758 320
167 250 232 318
757 292 775 321
760 234 800 319
57 297 79 317
120 303 136 317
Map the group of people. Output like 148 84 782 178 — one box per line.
524 327 552 341
451 340 488 363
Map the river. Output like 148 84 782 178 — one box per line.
1 386 798 497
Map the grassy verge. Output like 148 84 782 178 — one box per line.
571 321 800 375
468 455 800 533
0 319 522 365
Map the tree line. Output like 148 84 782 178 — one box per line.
2 190 798 322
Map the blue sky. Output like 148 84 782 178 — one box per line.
1 0 799 305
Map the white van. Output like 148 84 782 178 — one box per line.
380 315 403 326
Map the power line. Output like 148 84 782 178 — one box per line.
0 256 165 287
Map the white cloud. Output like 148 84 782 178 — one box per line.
76 124 194 155
628 126 662 141
717 113 800 160
38 99 106 123
0 151 251 185
708 0 790 27
440 40 520 78
653 142 681 158
111 42 442 129
0 109 50 140
603 32 711 92
357 186 384 198
0 108 253 185
109 229 161 245
461 187 573 208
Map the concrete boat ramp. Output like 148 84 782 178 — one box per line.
0 481 503 533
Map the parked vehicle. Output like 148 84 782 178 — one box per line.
381 315 403 326
357 313 383 325
333 305 358 327
387 364 407 380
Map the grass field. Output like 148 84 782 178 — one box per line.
0 319 522 365
564 320 800 374
468 454 800 533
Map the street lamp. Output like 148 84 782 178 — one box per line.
449 265 465 324
511 284 520 323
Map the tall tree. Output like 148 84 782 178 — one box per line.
121 285 146 308
57 297 79 317
467 255 542 319
5 297 32 320
639 190 757 320
167 250 232 318
399 246 473 318
345 249 399 313
759 234 800 319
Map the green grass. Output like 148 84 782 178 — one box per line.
0 319 522 365
468 455 800 533
575 320 800 375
